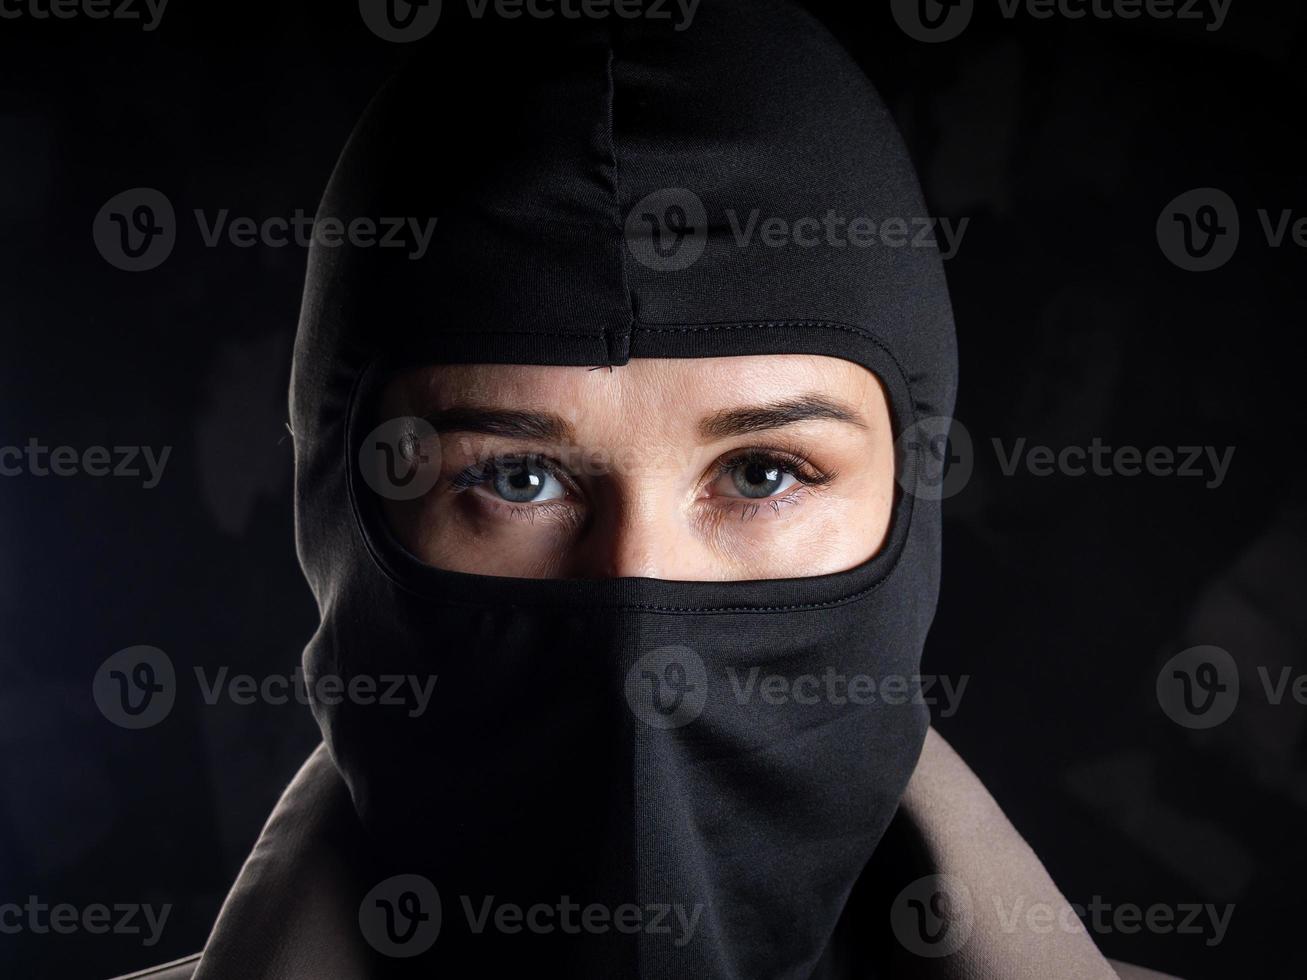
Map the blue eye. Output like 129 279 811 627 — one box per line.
489 457 566 504
725 458 798 499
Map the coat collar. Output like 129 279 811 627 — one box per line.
190 730 1128 979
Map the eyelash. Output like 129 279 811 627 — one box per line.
712 448 833 489
449 453 569 494
707 448 835 524
446 447 835 523
448 454 580 526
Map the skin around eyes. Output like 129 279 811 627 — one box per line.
377 355 896 581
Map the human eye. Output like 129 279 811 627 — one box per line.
706 447 834 512
452 453 572 507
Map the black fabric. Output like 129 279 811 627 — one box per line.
290 1 957 976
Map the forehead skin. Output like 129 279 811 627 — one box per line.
388 355 891 442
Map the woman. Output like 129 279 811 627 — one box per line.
119 1 1175 976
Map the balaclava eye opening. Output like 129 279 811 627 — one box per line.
291 2 957 976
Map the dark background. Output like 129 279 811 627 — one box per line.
2 1 1304 977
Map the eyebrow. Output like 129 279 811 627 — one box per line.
698 395 865 440
423 407 575 442
422 394 863 443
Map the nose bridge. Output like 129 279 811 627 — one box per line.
599 502 673 579
575 465 683 579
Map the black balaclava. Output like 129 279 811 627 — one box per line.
292 1 956 976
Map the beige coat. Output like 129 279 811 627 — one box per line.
112 730 1178 979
